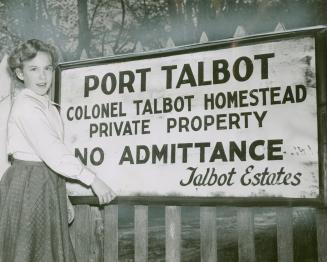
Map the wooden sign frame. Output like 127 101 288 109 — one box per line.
55 26 327 206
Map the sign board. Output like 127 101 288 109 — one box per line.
56 27 327 205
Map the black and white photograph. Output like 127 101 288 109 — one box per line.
0 0 327 261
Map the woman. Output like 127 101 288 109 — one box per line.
0 39 116 262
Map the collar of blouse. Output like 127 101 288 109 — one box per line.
20 88 60 109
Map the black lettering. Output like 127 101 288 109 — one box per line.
233 56 253 82
152 144 168 163
90 147 104 166
177 143 193 163
198 62 212 86
194 142 210 162
282 86 295 103
135 68 151 92
176 64 197 88
136 145 150 164
249 89 259 106
119 146 134 164
268 139 283 160
67 107 74 121
75 148 87 165
241 165 254 186
180 167 196 186
229 141 246 161
84 75 99 97
249 140 265 161
101 72 117 95
213 59 230 84
291 173 302 186
295 85 307 102
254 53 275 79
162 65 178 89
119 70 135 93
210 142 227 162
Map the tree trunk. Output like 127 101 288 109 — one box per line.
184 0 196 43
197 0 211 36
76 0 91 59
167 0 184 45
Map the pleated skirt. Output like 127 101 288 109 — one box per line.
0 159 76 262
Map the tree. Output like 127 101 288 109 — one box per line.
0 0 326 62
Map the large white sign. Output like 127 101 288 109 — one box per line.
59 36 319 199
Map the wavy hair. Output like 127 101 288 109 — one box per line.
8 39 58 81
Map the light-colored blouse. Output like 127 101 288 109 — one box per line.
7 88 95 186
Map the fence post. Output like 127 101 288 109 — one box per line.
164 35 182 262
200 207 217 262
237 208 255 262
316 209 327 262
166 206 181 262
104 205 119 262
90 207 104 262
276 207 294 262
135 205 148 262
74 205 92 262
198 31 217 262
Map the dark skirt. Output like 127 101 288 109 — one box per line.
0 159 76 262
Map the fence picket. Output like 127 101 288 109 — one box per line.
80 49 88 60
75 205 92 262
166 37 176 48
90 207 104 262
237 208 255 262
134 41 144 53
233 25 247 38
274 22 286 32
135 205 148 262
166 206 181 262
103 44 114 56
276 208 293 262
200 207 217 262
200 32 209 43
316 209 327 262
104 205 119 262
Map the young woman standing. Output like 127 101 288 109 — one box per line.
0 39 116 262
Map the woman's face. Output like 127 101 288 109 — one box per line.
16 51 53 96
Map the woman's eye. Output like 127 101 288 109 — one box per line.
46 66 53 71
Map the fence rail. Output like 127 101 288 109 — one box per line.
68 205 325 262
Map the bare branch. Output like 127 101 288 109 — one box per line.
101 29 108 55
39 0 67 57
115 35 133 53
89 0 103 31
113 0 126 51
74 0 91 59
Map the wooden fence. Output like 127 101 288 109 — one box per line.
69 23 326 262
69 205 326 262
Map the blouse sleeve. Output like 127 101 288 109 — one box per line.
13 102 96 186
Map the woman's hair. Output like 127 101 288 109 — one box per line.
8 39 58 75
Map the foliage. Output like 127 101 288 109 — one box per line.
0 0 326 62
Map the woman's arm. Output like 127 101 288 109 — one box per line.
15 101 94 186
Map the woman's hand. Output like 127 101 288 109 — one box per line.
91 176 116 205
